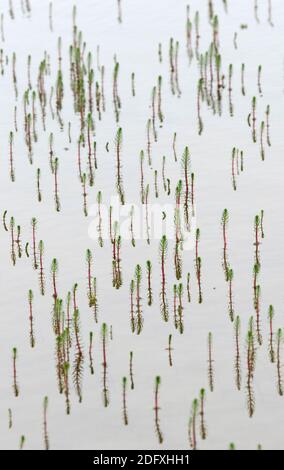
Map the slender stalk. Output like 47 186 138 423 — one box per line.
154 377 163 444
228 268 234 322
43 396 49 450
195 229 203 303
51 258 58 301
241 63 246 96
89 331 94 375
122 377 128 425
146 261 153 306
140 150 145 204
73 308 84 403
208 332 214 392
31 217 38 270
266 105 271 147
160 235 169 322
8 408 12 429
199 389 207 440
131 72 135 97
189 398 198 450
16 225 22 259
277 329 283 396
166 334 173 367
115 128 125 204
234 316 241 390
177 283 184 334
221 209 229 280
10 217 16 266
12 347 19 397
268 305 275 363
246 320 256 418
186 273 191 303
130 206 136 247
129 351 134 390
130 280 135 333
28 289 35 348
257 65 262 96
252 97 257 143
135 265 143 334
9 131 15 182
53 157 60 212
117 0 122 23
182 147 190 230
101 323 109 407
37 168 42 202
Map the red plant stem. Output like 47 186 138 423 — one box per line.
247 346 253 415
255 225 259 264
197 85 201 120
10 139 13 177
88 81 93 114
102 332 107 402
116 143 122 199
176 192 181 241
87 124 92 175
73 288 77 312
192 410 197 450
117 240 121 281
74 319 82 357
77 139 82 180
32 225 37 269
161 251 166 309
184 165 189 222
229 279 233 306
223 222 228 276
253 272 257 303
252 106 256 139
39 250 44 290
109 209 113 243
130 289 134 328
66 301 71 350
174 243 179 277
88 259 92 298
93 142 97 169
112 237 116 266
130 354 134 390
52 272 57 300
83 179 87 215
191 174 195 216
136 281 140 318
102 334 107 369
195 236 199 264
255 296 261 343
197 267 202 302
154 384 159 424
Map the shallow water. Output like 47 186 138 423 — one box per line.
0 0 284 450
